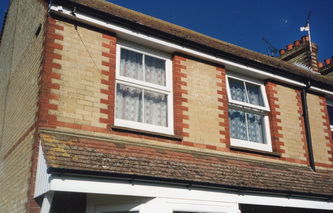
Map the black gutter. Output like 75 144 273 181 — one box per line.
47 167 332 200
302 81 316 172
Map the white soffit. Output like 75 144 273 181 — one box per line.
49 175 333 210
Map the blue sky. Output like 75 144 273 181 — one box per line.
1 0 333 63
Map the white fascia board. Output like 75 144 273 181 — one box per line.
49 4 333 97
34 141 51 198
49 175 333 210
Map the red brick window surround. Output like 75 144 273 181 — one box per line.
38 17 63 129
217 66 230 150
322 98 333 164
265 81 284 154
100 34 117 133
173 53 188 138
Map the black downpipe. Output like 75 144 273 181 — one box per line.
302 81 316 172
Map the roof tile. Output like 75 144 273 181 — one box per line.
41 133 333 197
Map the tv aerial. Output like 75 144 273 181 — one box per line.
262 37 278 57
300 11 312 52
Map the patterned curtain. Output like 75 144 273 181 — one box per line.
120 49 143 81
144 91 167 127
229 78 264 107
116 84 142 122
228 109 265 144
229 109 247 140
247 112 265 143
145 55 166 86
229 78 247 102
117 48 168 127
246 83 264 106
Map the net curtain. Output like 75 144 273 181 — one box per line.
116 48 168 127
228 78 265 143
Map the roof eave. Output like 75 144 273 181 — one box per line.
47 166 333 201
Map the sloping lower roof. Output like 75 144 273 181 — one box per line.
40 133 333 198
54 0 333 90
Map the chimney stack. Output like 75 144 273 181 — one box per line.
277 35 319 73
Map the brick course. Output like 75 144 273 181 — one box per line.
173 54 189 137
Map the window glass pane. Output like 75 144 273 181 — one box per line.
327 104 333 125
144 90 167 127
228 109 247 140
145 55 166 86
120 48 143 81
247 113 266 144
228 78 247 103
246 82 264 106
116 84 142 122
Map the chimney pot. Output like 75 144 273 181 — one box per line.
287 44 293 51
325 58 331 65
294 40 301 47
279 49 286 55
318 62 324 68
301 35 309 42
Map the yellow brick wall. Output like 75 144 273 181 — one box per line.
0 132 34 212
307 93 331 165
36 18 333 170
181 58 225 148
0 0 46 211
274 85 307 162
49 21 110 133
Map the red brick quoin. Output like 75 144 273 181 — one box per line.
37 17 63 130
26 16 64 213
265 81 284 154
318 96 333 168
295 90 310 165
173 54 189 139
216 66 230 151
99 34 117 133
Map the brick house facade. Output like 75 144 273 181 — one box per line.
0 0 333 212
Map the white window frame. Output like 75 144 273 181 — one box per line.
114 41 174 135
226 73 272 152
327 99 333 136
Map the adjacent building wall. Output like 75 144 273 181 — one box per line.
0 0 47 212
